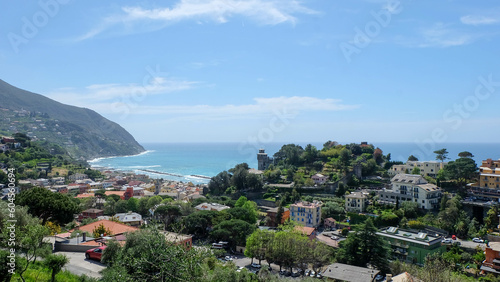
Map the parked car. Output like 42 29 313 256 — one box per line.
305 269 311 276
236 266 244 273
251 263 261 269
225 256 233 261
85 246 106 261
315 272 323 279
472 238 484 243
452 235 457 240
310 271 316 277
375 274 384 281
291 271 300 277
442 238 452 244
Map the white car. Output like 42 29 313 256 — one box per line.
251 263 261 269
236 266 244 272
225 256 233 261
442 238 452 244
472 238 484 243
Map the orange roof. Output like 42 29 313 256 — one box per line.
76 193 95 198
71 219 139 236
105 191 125 196
294 226 316 236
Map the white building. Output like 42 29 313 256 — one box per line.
345 192 368 213
311 174 329 185
379 174 442 210
388 161 447 178
195 203 230 212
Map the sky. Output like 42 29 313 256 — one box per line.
1 0 500 146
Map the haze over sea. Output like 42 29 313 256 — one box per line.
89 142 500 184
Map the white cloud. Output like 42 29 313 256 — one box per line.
416 23 475 48
103 96 359 120
47 76 198 106
461 15 499 26
76 0 316 41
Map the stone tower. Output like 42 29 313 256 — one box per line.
257 149 273 170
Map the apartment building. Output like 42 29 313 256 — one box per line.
379 174 442 210
345 192 368 213
290 201 323 228
377 227 446 265
388 161 447 178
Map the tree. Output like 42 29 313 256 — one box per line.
408 155 419 161
302 144 319 165
434 148 449 162
210 219 256 249
276 201 284 226
245 229 274 264
102 228 211 281
154 204 182 230
411 167 421 175
93 223 112 238
458 151 474 158
273 144 305 166
16 187 80 225
114 200 128 213
442 157 478 186
101 239 121 266
234 196 248 208
182 210 219 237
127 197 139 212
401 201 419 219
16 224 51 282
208 171 231 195
485 205 500 230
43 254 69 282
336 218 390 272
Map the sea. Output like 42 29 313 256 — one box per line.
89 142 500 184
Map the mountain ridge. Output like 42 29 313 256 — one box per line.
0 79 145 160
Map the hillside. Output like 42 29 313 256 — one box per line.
0 79 145 160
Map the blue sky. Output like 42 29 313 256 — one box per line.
1 0 500 145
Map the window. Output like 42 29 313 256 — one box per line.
422 200 425 203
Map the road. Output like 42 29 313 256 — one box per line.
54 251 106 279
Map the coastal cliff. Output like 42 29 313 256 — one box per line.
0 79 145 160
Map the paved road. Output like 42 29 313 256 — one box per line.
54 251 105 278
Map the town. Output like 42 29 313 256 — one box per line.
1 136 500 282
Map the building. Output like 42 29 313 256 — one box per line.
322 263 380 282
71 219 139 236
290 201 323 228
377 227 446 265
114 212 143 227
324 218 337 230
257 149 273 171
388 161 447 178
262 206 290 227
311 173 329 185
466 159 500 213
294 226 316 240
79 209 104 220
68 173 88 182
481 242 500 275
378 174 442 210
195 202 230 212
162 231 193 250
345 192 369 213
478 159 500 188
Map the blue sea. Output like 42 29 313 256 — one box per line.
89 142 500 184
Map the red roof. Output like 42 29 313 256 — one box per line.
71 219 139 236
295 226 316 236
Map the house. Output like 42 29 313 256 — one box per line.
378 174 442 210
79 209 104 220
388 161 447 178
345 192 368 213
162 231 193 250
377 227 446 265
481 242 500 275
263 206 290 227
114 211 143 227
294 226 316 240
71 219 139 236
68 173 88 182
257 149 273 171
324 218 337 230
195 203 230 212
311 173 329 185
290 201 323 228
322 263 380 282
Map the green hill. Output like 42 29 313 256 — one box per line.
0 79 145 160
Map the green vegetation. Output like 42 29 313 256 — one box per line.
0 80 144 159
